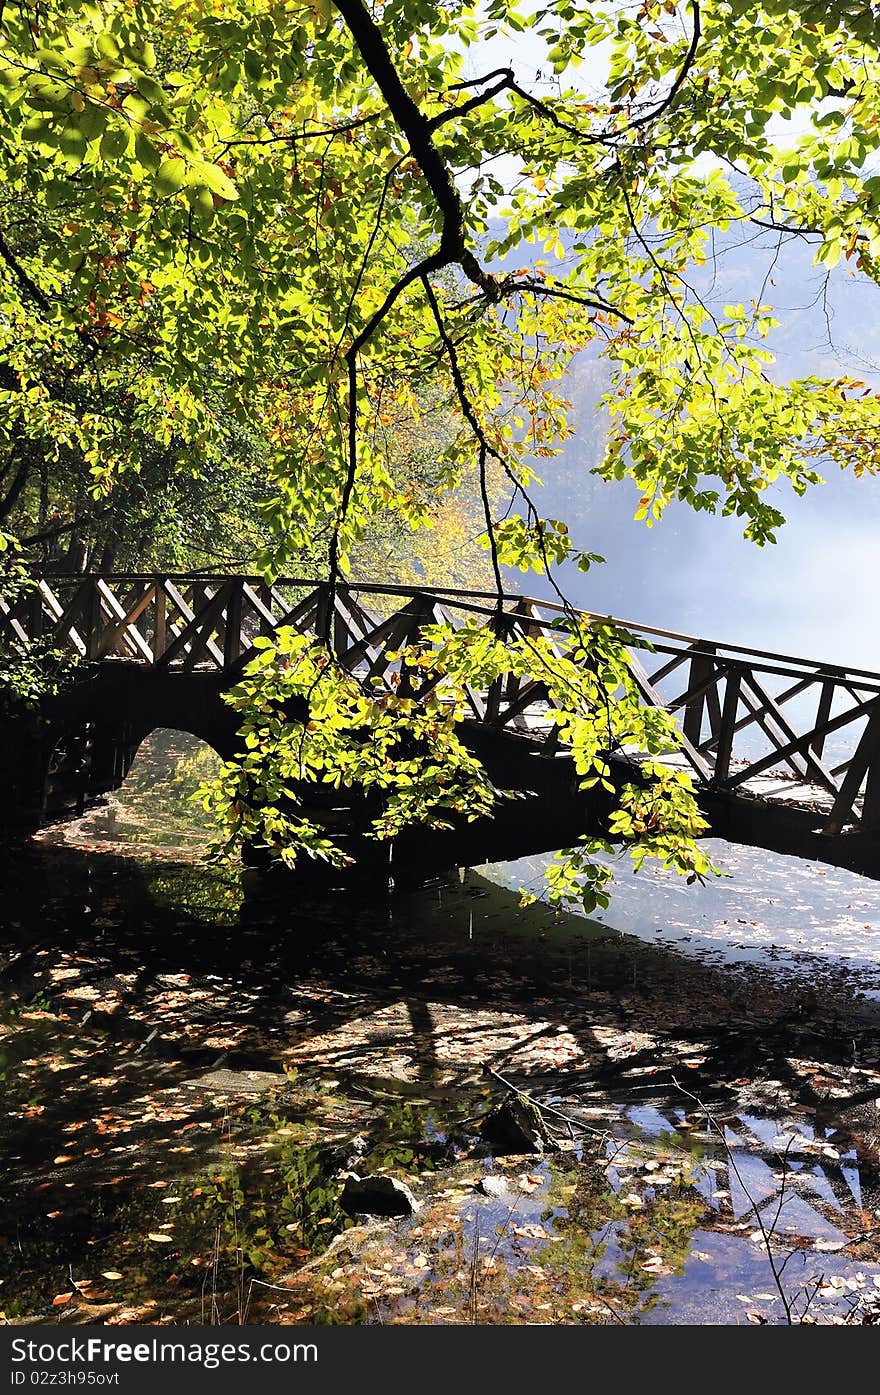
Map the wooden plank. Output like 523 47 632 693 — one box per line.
93 580 154 662
153 586 166 663
734 683 812 783
155 580 224 669
724 694 878 790
682 650 716 748
181 582 231 672
40 580 87 656
811 681 835 758
48 577 91 648
495 679 549 728
224 578 243 667
646 647 693 688
0 595 30 645
28 587 45 641
266 587 323 637
331 590 381 659
861 734 880 834
742 671 838 794
336 608 410 674
666 668 722 718
626 652 712 782
161 580 197 634
713 668 741 784
823 705 880 834
705 677 722 743
85 580 103 661
240 582 277 626
701 675 816 752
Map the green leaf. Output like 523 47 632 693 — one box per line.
57 121 88 161
155 156 187 195
185 183 215 221
21 117 58 147
99 125 131 159
134 130 161 172
136 74 166 106
187 159 238 201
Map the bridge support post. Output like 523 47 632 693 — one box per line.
860 717 880 834
224 580 243 667
823 705 880 835
714 667 741 784
682 648 717 749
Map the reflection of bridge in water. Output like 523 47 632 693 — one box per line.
3 572 880 879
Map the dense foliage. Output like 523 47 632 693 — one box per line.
1 1 879 903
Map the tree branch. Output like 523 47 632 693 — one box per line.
332 0 498 297
628 1 701 131
426 72 515 132
222 113 378 148
518 278 634 324
0 226 51 312
0 451 29 521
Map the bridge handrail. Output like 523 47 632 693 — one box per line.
22 571 880 693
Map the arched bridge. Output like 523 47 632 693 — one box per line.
3 571 880 880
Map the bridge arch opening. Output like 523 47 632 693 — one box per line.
84 727 223 856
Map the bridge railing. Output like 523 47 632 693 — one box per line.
4 572 880 837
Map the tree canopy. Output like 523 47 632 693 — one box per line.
2 0 880 903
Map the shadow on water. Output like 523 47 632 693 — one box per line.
2 731 880 1324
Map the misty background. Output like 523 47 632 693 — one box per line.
456 25 880 671
509 232 880 669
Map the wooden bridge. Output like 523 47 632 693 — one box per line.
3 571 880 879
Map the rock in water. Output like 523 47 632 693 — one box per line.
476 1175 511 1197
480 1094 550 1155
339 1173 420 1217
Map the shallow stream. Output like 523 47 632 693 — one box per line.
2 731 880 1326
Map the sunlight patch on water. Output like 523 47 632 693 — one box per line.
57 729 222 858
482 843 880 999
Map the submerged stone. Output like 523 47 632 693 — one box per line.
480 1093 551 1155
339 1173 420 1217
476 1174 511 1197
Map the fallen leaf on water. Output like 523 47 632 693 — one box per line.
147 1232 174 1244
516 1174 543 1193
101 1271 123 1281
640 1258 671 1274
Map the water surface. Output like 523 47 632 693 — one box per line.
2 730 880 1326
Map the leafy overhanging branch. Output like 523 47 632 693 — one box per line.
1 2 880 905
